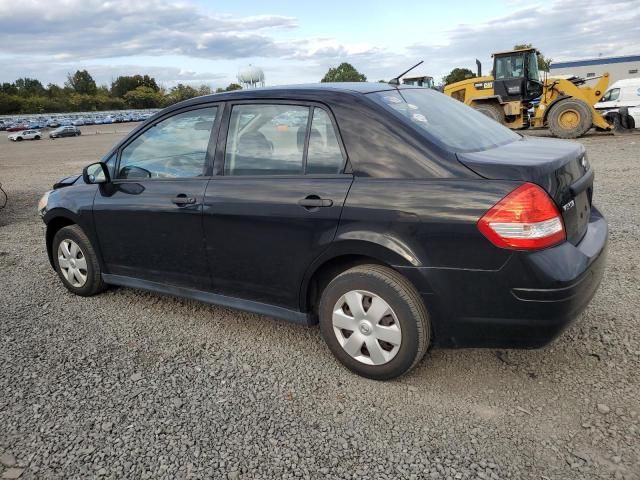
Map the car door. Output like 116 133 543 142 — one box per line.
93 104 221 290
202 102 353 309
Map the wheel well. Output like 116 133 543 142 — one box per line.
45 217 75 269
304 254 388 322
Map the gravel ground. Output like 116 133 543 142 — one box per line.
0 126 639 479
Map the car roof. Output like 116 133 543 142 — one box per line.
188 82 416 102
609 78 640 88
169 82 421 112
232 82 404 94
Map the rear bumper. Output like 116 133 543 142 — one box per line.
397 206 608 348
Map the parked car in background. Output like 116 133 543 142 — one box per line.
38 83 607 380
8 129 42 141
0 121 7 131
49 126 81 139
6 124 29 132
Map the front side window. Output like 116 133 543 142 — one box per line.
495 55 525 79
306 108 345 174
118 107 217 179
224 104 310 176
601 88 620 102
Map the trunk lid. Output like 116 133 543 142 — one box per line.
458 136 593 245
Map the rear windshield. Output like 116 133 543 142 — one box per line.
368 88 520 153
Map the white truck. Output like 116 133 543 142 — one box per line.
595 78 640 129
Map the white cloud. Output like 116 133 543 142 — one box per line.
407 0 640 82
0 0 637 86
0 0 297 60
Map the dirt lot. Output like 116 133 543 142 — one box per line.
0 125 639 479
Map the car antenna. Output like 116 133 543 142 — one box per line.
388 61 424 86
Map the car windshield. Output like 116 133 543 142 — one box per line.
368 88 520 152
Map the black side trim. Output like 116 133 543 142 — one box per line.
570 168 594 197
102 274 313 326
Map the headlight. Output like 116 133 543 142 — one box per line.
37 191 51 215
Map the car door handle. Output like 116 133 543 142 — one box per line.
172 194 196 206
298 195 333 209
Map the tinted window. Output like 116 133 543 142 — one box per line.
306 109 344 174
118 107 217 179
369 89 520 153
224 104 309 176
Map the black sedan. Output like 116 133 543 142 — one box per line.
38 83 607 380
49 126 81 138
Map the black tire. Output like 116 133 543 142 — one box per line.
548 98 593 139
609 110 636 134
473 103 505 124
318 264 430 380
34 135 40 140
16 137 23 141
52 225 106 296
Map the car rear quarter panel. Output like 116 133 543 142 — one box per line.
336 177 517 271
319 177 521 338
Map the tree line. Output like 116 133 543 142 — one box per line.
2 44 551 114
0 70 242 115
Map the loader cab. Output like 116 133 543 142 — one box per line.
492 49 543 102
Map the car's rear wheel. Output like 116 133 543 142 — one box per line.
34 135 40 140
319 264 430 380
52 225 106 296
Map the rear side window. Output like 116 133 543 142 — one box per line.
224 104 310 176
306 108 344 174
369 89 520 153
118 107 217 179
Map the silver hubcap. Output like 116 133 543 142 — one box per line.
57 239 88 288
332 290 402 366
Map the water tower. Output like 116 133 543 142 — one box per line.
237 65 265 88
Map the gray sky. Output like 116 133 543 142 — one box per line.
0 0 638 88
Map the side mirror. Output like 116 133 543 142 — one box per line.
82 162 111 184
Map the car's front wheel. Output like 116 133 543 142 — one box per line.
16 137 23 141
319 265 430 380
52 225 106 296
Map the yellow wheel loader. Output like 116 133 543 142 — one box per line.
443 48 634 138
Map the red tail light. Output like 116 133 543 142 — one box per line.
477 183 566 250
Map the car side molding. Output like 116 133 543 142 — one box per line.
102 274 313 326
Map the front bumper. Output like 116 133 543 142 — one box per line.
397 207 608 348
